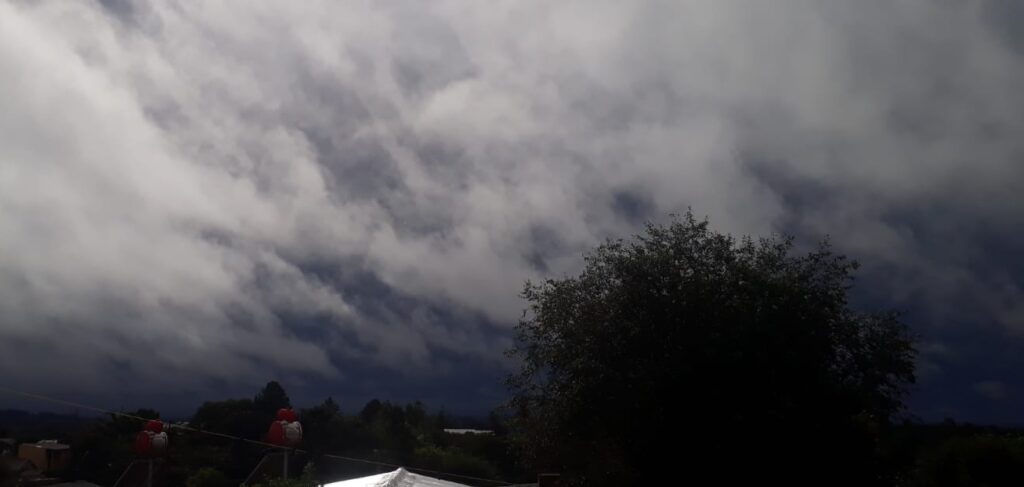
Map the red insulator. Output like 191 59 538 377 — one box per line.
144 420 164 433
276 408 298 422
135 423 169 457
267 413 302 447
267 421 286 445
134 431 152 456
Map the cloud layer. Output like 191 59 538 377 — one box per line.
1 0 1022 417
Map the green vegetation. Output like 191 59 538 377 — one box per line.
186 467 231 487
249 464 318 487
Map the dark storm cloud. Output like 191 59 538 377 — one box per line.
1 0 1022 419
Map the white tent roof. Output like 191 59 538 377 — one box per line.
322 468 472 487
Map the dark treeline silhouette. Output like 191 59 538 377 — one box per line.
0 382 524 486
10 403 1018 486
4 212 1024 486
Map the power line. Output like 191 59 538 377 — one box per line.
0 386 514 486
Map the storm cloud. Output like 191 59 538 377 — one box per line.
1 0 1022 418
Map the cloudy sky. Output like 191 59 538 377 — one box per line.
1 0 1022 421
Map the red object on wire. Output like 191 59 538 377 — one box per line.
134 431 153 456
145 419 163 433
267 421 285 445
267 409 302 446
276 408 298 422
134 421 168 457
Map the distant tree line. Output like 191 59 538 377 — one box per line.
42 381 525 486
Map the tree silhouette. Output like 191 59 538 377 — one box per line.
254 381 291 415
506 212 916 486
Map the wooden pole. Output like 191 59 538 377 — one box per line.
282 450 288 480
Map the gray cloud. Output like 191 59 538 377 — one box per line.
1 0 1022 413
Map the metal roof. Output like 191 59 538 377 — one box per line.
323 468 472 487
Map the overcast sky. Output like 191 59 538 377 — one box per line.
1 0 1023 421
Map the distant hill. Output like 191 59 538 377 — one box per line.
0 409 99 441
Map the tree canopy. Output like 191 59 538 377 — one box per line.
506 212 916 486
254 381 292 414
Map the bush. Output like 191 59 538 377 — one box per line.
913 435 1024 486
186 467 231 487
413 446 499 480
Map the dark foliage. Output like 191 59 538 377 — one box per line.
254 382 292 416
507 212 917 486
21 382 523 486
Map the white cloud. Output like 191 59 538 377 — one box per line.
1 0 1022 403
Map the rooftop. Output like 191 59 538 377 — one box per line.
24 440 70 450
442 429 493 435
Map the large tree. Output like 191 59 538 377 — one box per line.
254 381 292 414
506 213 916 486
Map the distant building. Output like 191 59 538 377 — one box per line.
442 428 493 435
324 467 471 486
17 440 72 473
